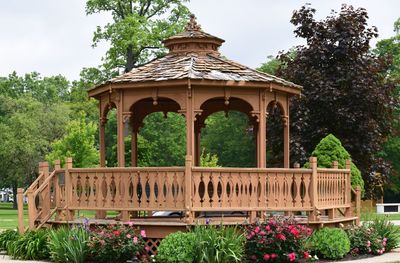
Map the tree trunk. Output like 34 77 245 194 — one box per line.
125 44 135 73
12 182 17 209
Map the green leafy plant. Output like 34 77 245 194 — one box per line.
305 134 364 195
244 217 312 262
7 229 50 260
87 224 145 263
309 227 350 260
368 216 400 251
193 224 245 263
0 229 19 251
156 231 196 263
48 226 89 263
346 224 385 256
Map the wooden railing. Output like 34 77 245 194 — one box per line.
18 157 360 233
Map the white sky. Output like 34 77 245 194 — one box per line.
0 0 399 80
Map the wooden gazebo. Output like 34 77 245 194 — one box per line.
18 16 361 242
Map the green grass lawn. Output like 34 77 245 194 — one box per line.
0 203 28 230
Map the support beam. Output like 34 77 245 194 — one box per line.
194 125 201 166
283 115 290 168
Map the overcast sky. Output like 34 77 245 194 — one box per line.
0 0 399 80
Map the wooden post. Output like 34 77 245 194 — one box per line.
283 115 290 168
17 188 25 234
258 89 266 168
117 92 125 167
185 155 194 223
99 118 106 167
27 188 36 230
194 125 201 166
64 158 74 221
131 128 138 167
41 162 50 223
309 157 319 221
54 159 61 170
332 161 338 169
355 186 361 225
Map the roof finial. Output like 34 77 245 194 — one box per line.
185 14 202 31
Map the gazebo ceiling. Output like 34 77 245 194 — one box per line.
88 15 302 98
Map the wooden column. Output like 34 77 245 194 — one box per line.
99 117 106 167
283 115 290 168
17 188 24 233
194 124 201 166
258 89 267 168
117 92 125 167
131 128 138 167
185 82 194 223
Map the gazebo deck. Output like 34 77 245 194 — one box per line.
17 157 361 238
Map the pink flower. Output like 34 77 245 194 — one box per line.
133 236 138 244
263 253 270 260
259 230 266 236
277 233 286 241
383 238 387 242
254 226 261 234
113 230 121 237
140 230 146 238
367 240 371 247
303 251 310 259
127 221 134 227
126 234 132 239
99 239 105 246
250 255 257 260
271 253 277 259
378 249 383 255
288 252 296 262
265 225 271 231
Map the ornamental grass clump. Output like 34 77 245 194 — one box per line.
48 226 89 263
87 224 145 263
0 229 19 252
309 227 350 260
7 229 50 260
368 216 400 251
244 217 312 262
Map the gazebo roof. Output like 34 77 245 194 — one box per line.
89 15 302 97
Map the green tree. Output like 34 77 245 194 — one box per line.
374 18 400 196
201 111 256 167
46 113 99 168
275 4 397 197
86 0 191 73
0 95 47 208
306 134 364 194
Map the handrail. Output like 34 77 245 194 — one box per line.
69 166 185 172
24 172 44 196
32 170 58 197
192 167 313 173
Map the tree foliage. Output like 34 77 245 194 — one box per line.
86 0 191 73
46 113 99 168
201 111 256 167
275 4 397 197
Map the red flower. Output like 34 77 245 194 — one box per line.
303 251 310 259
263 253 270 260
271 253 277 259
277 233 286 241
254 226 261 234
265 225 271 231
259 230 266 236
290 227 300 238
113 230 120 237
288 252 296 262
250 255 257 260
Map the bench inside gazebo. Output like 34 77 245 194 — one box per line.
17 16 361 245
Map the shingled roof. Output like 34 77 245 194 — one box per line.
90 15 302 93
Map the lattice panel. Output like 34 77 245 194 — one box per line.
143 237 162 256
